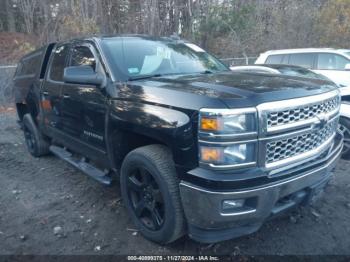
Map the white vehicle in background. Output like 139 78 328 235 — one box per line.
255 48 350 88
233 61 350 159
229 64 331 81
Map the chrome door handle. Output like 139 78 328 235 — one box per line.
42 91 49 96
63 94 70 99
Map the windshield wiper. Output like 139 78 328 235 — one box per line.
128 74 163 81
200 70 214 74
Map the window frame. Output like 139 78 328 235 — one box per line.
68 42 98 70
315 52 350 71
68 41 109 80
47 43 71 84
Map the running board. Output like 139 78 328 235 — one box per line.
49 145 112 185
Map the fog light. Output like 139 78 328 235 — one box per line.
222 199 245 210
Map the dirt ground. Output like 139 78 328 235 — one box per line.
1 110 350 255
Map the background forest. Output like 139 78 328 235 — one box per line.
0 0 350 64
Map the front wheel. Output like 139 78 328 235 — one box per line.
120 145 185 244
339 117 350 160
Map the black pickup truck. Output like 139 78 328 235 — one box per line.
13 35 343 244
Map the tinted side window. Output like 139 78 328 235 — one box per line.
49 45 69 81
289 53 315 69
16 53 42 77
70 46 96 70
23 54 42 75
317 53 350 70
266 55 283 64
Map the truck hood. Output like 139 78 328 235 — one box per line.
118 71 338 110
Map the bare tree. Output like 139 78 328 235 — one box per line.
17 0 38 34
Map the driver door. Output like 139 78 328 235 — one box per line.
61 43 108 156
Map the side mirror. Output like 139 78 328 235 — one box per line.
345 63 350 71
63 65 104 86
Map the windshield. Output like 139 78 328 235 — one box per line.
101 37 228 80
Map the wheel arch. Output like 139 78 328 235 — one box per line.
106 102 198 170
16 83 41 124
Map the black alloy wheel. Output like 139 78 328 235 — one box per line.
120 145 185 244
127 166 165 231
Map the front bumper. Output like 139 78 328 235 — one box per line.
179 133 343 243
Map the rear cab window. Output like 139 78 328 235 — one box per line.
14 51 43 79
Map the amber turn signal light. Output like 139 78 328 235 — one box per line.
200 147 223 162
200 117 222 131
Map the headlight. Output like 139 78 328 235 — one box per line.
198 108 258 169
200 143 256 167
199 108 257 136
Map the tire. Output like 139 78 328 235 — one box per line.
339 117 350 160
22 113 50 157
120 144 185 244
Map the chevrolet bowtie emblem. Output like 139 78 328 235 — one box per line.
315 113 329 129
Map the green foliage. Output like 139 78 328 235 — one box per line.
59 2 100 39
317 0 350 47
195 2 255 42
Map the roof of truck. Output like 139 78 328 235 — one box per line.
60 34 184 44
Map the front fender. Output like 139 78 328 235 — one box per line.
109 100 198 168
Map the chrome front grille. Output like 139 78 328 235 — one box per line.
267 95 340 128
257 90 341 169
266 118 338 165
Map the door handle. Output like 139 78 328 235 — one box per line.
63 94 70 99
42 91 49 96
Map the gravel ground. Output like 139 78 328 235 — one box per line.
1 110 350 255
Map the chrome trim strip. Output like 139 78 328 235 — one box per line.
220 208 257 216
200 107 257 116
201 161 257 170
198 131 257 140
198 139 257 146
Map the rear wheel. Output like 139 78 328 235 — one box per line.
22 114 50 157
339 117 350 160
120 145 185 244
